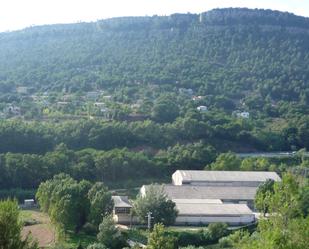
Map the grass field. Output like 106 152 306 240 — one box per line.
21 209 97 248
21 209 56 248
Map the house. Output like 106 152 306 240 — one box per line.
192 96 204 101
86 91 100 100
16 86 28 94
94 102 105 107
112 196 134 225
197 106 208 112
179 88 194 96
24 199 35 208
138 170 281 226
57 101 69 106
236 111 250 118
102 95 112 100
4 105 21 116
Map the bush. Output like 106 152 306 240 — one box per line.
82 222 98 235
207 223 229 241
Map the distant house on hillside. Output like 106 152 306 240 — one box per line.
57 101 69 106
179 88 194 96
235 111 250 118
197 105 208 112
4 105 21 116
16 86 28 94
192 96 204 101
86 91 101 100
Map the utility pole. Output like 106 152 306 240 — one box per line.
146 212 154 230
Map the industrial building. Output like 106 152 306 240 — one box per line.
113 170 281 226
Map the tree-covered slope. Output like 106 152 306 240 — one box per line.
0 8 308 105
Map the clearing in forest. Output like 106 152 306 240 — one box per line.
21 209 56 248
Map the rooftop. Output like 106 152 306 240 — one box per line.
112 196 132 208
175 170 281 183
176 203 253 216
172 199 222 204
143 184 258 200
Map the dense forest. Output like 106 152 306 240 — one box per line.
0 8 309 103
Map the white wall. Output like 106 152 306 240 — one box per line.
175 215 255 225
172 171 183 185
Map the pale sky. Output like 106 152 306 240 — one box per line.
0 0 309 32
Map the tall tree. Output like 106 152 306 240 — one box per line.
134 185 178 226
147 223 176 249
0 199 38 249
87 182 113 227
97 215 126 249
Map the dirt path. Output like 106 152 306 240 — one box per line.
21 210 56 248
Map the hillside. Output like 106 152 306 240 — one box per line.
0 8 308 104
0 8 309 190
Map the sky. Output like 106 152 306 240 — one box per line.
0 0 309 32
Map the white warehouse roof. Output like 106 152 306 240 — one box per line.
172 199 223 204
176 203 253 216
141 184 258 201
173 170 281 184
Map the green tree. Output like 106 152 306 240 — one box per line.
134 185 178 226
87 182 113 227
147 223 176 249
86 243 107 249
36 174 92 233
151 95 179 123
236 173 309 249
207 222 228 241
0 199 38 249
97 215 126 249
208 152 241 171
254 179 275 216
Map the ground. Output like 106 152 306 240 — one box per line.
21 209 56 248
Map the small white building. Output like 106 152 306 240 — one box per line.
86 91 100 100
16 86 28 94
24 199 35 208
192 96 204 101
179 88 194 96
112 196 134 225
57 101 69 106
197 106 208 112
5 105 21 116
236 111 250 119
94 102 105 107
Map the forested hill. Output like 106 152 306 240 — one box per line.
0 8 309 105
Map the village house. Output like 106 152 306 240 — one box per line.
16 86 28 94
235 111 250 118
197 105 208 112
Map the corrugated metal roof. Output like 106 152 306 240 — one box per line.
176 203 253 216
172 199 223 204
144 184 257 200
177 170 281 182
112 196 132 208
